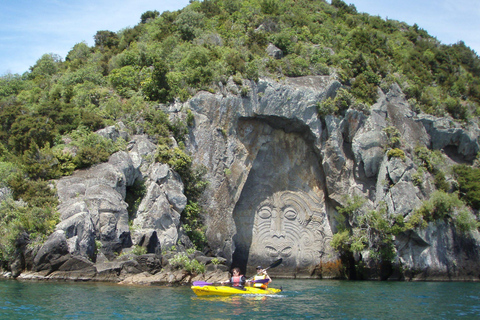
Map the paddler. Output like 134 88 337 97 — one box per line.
221 267 246 288
250 265 272 289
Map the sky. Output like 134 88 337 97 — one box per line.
0 0 479 75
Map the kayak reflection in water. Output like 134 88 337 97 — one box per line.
221 267 246 288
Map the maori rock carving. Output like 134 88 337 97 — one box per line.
249 190 332 273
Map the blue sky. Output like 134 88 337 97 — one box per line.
0 0 479 75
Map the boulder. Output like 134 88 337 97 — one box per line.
48 256 97 280
134 254 163 274
56 212 96 260
266 43 283 59
95 122 129 143
33 231 70 274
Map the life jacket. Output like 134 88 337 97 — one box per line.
253 274 268 289
231 275 243 287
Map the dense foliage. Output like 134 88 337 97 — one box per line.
1 0 480 262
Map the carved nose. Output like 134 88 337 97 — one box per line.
271 209 284 238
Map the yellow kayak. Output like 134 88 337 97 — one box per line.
191 285 282 296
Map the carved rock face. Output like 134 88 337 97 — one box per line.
232 119 335 276
250 191 332 274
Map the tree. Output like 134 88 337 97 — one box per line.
174 8 205 41
453 164 480 210
140 10 159 24
65 41 92 67
29 53 62 78
8 115 56 154
94 30 119 50
142 61 171 103
22 142 61 180
108 65 140 97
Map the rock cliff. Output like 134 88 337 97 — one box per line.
184 76 480 280
5 76 480 282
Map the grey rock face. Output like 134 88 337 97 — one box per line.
184 76 480 279
132 163 187 251
96 122 129 143
396 221 480 280
27 76 480 282
56 162 131 259
266 43 283 59
34 230 70 274
416 114 480 160
186 76 343 276
55 134 187 252
56 212 96 260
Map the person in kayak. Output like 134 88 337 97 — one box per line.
221 267 246 288
251 266 272 289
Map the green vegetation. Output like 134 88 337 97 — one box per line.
1 0 480 264
453 164 480 210
332 195 402 278
386 148 405 160
0 190 58 262
332 189 479 278
125 179 147 220
317 88 358 117
409 191 479 232
131 245 148 255
168 252 205 274
414 146 450 191
332 195 399 262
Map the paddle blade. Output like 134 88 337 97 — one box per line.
192 281 213 287
266 258 283 270
251 278 270 284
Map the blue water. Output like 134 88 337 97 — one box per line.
0 279 479 319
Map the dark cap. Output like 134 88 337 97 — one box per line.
256 266 262 269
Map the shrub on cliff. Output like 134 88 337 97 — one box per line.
168 252 205 274
411 190 478 232
332 195 413 276
0 192 59 262
453 164 480 211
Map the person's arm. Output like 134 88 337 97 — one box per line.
260 270 272 283
266 273 272 283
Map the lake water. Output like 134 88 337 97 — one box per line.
0 279 479 319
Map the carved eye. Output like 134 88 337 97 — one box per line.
284 208 297 220
258 206 272 219
280 247 293 257
265 246 279 257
